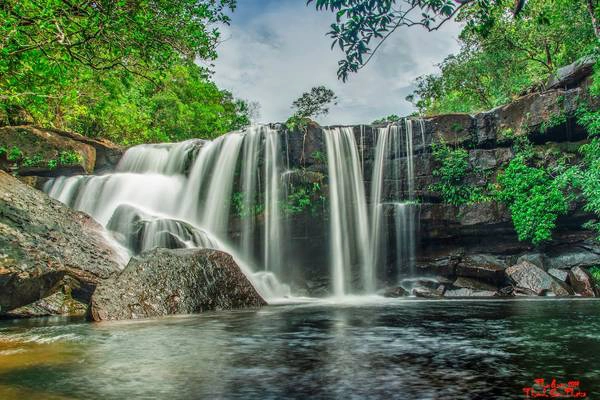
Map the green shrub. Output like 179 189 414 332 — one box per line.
283 182 325 215
7 146 23 162
429 141 485 206
496 155 568 244
590 266 600 285
22 154 44 167
58 151 82 166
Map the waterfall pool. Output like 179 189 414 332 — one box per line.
1 298 599 399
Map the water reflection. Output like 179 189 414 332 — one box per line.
1 299 599 399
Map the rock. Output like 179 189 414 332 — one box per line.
0 171 122 315
452 277 497 292
548 268 569 282
0 125 123 178
107 204 215 254
505 261 573 296
456 255 507 285
547 56 596 89
568 266 598 297
444 288 496 297
89 248 266 321
6 289 87 318
382 286 409 298
516 253 546 270
425 114 475 147
413 285 445 298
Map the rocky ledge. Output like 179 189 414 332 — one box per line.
89 248 267 321
0 170 123 318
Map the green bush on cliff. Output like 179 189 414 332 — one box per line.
590 266 600 285
496 154 568 245
429 141 485 206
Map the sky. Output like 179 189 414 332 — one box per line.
212 0 463 125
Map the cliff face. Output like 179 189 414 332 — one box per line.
265 58 600 295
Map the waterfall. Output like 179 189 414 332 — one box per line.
323 127 371 296
369 120 422 285
45 121 425 299
44 126 290 301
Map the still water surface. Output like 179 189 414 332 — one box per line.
1 298 599 399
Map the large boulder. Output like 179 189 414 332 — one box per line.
0 171 123 316
505 261 573 296
568 266 598 297
89 248 267 321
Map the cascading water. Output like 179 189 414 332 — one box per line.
368 120 423 285
45 121 425 299
44 126 291 301
323 127 371 296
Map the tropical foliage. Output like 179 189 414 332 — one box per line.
0 0 252 144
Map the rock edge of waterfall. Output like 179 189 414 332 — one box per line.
89 248 267 321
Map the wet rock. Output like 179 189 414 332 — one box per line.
6 289 87 318
548 268 569 283
505 261 573 296
107 204 215 254
383 286 409 298
413 285 445 298
444 288 496 297
568 266 598 297
0 171 122 316
456 255 507 285
89 248 266 321
452 277 497 292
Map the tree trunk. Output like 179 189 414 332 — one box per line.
587 0 600 40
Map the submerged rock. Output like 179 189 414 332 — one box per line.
568 266 598 297
89 248 266 321
505 261 573 296
0 171 122 316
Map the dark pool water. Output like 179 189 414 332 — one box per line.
1 298 599 399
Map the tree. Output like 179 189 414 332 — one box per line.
409 0 596 115
307 0 599 81
0 0 254 144
291 86 338 119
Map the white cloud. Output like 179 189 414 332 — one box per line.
213 1 462 125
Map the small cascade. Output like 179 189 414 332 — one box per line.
44 126 290 301
323 127 371 296
369 119 422 285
